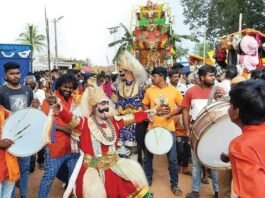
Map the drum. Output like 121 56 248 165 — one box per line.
72 106 81 117
145 127 173 155
191 100 241 169
2 108 48 157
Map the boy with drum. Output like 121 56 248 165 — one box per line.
0 62 33 198
142 67 184 196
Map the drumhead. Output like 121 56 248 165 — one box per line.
2 108 48 157
145 127 173 155
197 116 241 169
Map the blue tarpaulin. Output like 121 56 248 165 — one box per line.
0 44 32 85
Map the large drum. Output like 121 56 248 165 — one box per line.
2 108 48 157
145 127 173 155
191 101 241 169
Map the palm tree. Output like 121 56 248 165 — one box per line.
18 24 46 70
167 30 199 63
108 23 133 63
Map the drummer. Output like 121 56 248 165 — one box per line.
0 105 20 198
142 67 184 196
181 65 223 198
0 62 34 198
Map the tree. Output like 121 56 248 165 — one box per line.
167 29 199 62
174 44 189 62
193 42 214 57
181 0 265 42
18 24 46 70
108 23 133 63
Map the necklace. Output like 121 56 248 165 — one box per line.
122 81 136 98
91 115 116 142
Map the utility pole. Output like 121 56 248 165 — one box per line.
44 7 51 74
107 26 120 71
53 16 64 69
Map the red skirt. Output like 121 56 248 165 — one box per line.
76 165 137 198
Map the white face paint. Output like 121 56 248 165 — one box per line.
95 99 112 120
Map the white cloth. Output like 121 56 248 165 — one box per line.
33 89 46 105
190 99 208 120
177 81 188 95
218 79 231 96
63 151 84 198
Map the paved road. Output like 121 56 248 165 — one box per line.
15 155 214 198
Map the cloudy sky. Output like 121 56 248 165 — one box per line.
0 0 194 65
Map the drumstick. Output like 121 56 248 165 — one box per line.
13 135 24 142
13 124 31 138
12 129 32 142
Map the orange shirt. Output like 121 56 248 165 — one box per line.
142 84 183 131
42 91 77 158
229 123 265 198
0 106 11 182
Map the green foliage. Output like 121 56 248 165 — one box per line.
18 24 46 70
193 42 214 57
18 24 46 52
174 45 189 62
108 23 133 63
181 0 265 41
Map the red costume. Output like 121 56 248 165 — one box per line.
58 107 150 198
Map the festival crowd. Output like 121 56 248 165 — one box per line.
0 50 265 198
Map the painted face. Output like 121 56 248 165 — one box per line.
95 100 112 120
58 82 74 99
5 68 21 85
119 69 126 81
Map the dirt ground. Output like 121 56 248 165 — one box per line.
15 155 214 198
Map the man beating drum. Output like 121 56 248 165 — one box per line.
142 67 184 196
169 65 224 198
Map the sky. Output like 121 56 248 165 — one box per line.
0 0 194 66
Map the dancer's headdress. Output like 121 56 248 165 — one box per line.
116 50 147 82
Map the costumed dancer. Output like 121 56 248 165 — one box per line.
47 80 156 198
116 50 147 157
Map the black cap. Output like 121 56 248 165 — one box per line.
172 63 184 70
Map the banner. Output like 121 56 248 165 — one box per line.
0 44 32 85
